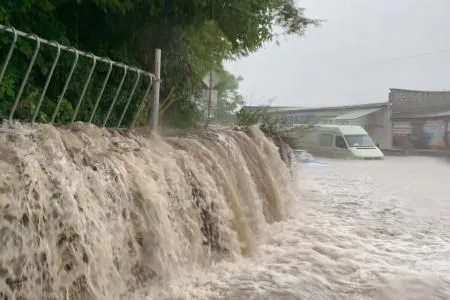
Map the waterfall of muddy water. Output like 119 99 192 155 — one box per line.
0 123 295 300
173 157 450 300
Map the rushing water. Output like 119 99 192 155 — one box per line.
168 157 450 300
0 123 292 300
2 124 450 300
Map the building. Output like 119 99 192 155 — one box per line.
246 102 392 149
390 89 450 150
244 88 450 150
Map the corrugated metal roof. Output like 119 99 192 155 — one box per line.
268 107 305 112
243 102 388 114
331 108 382 120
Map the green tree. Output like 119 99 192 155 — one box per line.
214 67 244 122
0 0 317 127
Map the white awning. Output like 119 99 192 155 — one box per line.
331 108 382 120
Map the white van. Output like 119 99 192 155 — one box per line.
302 125 384 159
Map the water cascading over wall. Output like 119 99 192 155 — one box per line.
0 123 295 300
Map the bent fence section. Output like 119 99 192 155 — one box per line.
0 24 161 131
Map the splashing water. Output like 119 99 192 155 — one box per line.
0 123 295 300
185 157 450 300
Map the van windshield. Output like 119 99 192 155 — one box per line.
344 135 375 147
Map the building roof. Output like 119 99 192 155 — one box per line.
244 102 388 114
392 110 450 119
242 106 305 112
331 108 382 120
390 88 450 94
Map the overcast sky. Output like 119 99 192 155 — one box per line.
225 0 450 107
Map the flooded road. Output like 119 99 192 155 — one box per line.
5 127 450 299
177 157 450 300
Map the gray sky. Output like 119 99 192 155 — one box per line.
225 0 450 107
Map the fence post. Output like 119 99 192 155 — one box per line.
149 48 161 132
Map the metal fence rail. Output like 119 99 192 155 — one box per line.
0 24 160 130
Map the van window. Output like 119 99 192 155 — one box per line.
335 136 347 148
319 134 333 147
344 135 375 147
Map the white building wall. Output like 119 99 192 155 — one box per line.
364 108 391 149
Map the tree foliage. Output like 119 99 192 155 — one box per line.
235 105 314 150
0 0 316 127
214 67 244 122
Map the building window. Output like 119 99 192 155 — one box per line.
319 134 333 147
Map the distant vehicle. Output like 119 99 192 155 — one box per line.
294 149 328 166
301 125 384 160
294 149 315 162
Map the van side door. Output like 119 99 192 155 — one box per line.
318 132 334 156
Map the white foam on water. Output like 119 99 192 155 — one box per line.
152 157 450 300
2 123 450 300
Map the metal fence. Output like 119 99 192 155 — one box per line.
0 24 161 130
